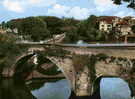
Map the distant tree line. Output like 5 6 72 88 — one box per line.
2 15 108 43
2 15 135 43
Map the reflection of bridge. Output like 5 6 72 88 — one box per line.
2 42 135 98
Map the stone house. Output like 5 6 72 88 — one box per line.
98 16 135 35
98 16 121 33
123 16 135 25
99 21 112 32
116 21 132 36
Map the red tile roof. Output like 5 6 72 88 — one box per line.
98 16 119 24
117 21 129 26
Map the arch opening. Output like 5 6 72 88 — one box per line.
93 76 133 99
13 52 70 80
13 52 73 99
13 53 36 79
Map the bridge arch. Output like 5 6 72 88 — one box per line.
92 76 134 99
13 53 37 79
13 52 76 91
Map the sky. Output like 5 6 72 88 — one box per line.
0 0 135 22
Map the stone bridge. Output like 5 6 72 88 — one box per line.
2 43 135 98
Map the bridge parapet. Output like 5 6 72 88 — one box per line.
16 43 135 58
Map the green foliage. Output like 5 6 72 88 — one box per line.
6 19 22 31
63 26 79 43
62 18 80 27
42 46 70 58
112 0 135 9
132 25 135 33
86 15 98 28
77 15 106 42
6 17 50 41
38 16 64 34
88 55 97 82
0 34 21 69
72 55 90 71
4 15 123 43
1 21 6 29
96 53 109 61
37 65 61 75
72 54 96 81
113 0 122 5
20 17 50 41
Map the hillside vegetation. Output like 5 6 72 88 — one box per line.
1 15 106 43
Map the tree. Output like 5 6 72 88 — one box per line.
6 19 22 30
62 26 78 43
132 25 135 33
20 17 50 41
1 21 6 29
77 15 105 42
62 18 80 27
61 18 80 43
112 0 135 9
38 16 64 35
0 33 21 75
86 15 98 29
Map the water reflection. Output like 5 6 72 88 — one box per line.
0 78 36 99
0 78 133 99
31 78 132 99
31 79 71 99
100 78 132 99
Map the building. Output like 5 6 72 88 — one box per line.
98 16 135 35
99 20 112 32
116 21 132 36
123 16 135 25
98 16 121 33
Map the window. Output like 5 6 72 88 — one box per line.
107 24 111 27
101 28 104 31
101 25 104 27
107 28 111 30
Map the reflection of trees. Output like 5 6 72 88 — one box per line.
37 54 62 75
37 64 62 75
0 78 36 99
28 79 62 90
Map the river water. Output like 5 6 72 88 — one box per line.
31 78 132 99
0 78 132 99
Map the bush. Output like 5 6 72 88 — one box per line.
0 33 22 70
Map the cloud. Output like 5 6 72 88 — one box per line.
115 11 135 17
2 0 56 13
93 0 135 18
29 0 43 4
68 7 90 19
94 0 117 12
28 0 56 7
47 4 90 19
3 0 24 13
1 0 135 20
47 4 70 16
94 0 113 6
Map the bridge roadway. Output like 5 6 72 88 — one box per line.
17 42 135 47
17 42 135 58
60 43 135 47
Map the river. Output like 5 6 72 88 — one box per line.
0 78 132 99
